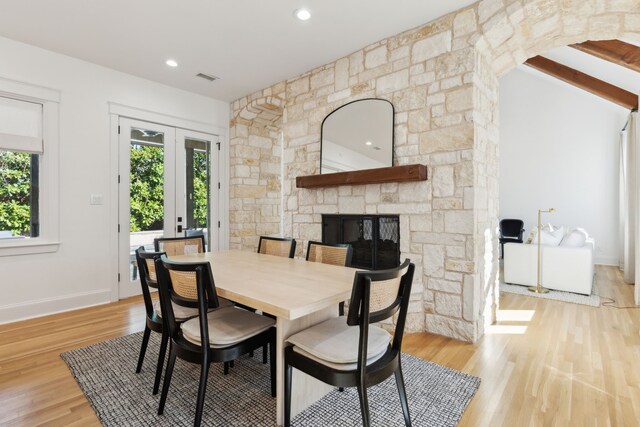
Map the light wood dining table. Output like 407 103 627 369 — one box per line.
170 249 357 425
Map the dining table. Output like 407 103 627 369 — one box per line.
170 249 357 425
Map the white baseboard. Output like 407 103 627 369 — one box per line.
595 256 619 266
0 288 112 325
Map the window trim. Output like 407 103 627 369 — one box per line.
0 78 60 256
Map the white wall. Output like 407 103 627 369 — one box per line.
499 67 628 265
0 36 229 323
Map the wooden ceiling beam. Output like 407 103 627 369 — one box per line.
524 55 638 110
571 40 640 73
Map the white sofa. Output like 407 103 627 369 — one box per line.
503 237 595 295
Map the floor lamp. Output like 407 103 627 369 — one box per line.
529 208 555 294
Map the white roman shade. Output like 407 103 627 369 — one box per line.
0 96 43 153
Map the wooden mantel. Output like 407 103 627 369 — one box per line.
296 164 427 188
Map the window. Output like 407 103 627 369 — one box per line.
0 82 60 255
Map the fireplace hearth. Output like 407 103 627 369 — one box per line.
322 214 400 270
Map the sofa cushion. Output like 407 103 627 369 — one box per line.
561 228 588 247
533 226 564 246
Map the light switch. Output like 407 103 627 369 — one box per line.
90 194 104 205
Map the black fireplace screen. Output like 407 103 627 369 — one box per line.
322 215 400 270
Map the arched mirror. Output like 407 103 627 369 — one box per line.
320 99 394 174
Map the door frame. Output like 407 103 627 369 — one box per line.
108 103 229 302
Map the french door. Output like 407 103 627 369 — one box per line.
118 118 219 298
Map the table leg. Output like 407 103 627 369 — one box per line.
275 306 337 425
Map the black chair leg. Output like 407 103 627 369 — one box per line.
158 345 176 415
284 360 292 427
263 344 268 364
249 350 254 358
135 326 151 373
153 331 169 395
357 383 371 427
223 362 229 375
269 339 276 397
339 301 345 316
194 359 210 427
395 364 412 426
230 360 234 368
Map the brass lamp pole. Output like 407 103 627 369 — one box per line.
528 208 555 294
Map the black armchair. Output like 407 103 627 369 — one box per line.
499 219 525 259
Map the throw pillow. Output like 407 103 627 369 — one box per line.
560 228 588 247
533 226 564 246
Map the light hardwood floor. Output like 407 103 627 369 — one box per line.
1 265 639 426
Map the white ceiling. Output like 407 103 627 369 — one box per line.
515 40 640 112
0 0 476 102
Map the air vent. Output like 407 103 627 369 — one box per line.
196 73 219 82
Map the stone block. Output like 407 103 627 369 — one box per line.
432 166 454 197
365 45 388 69
453 9 478 36
423 244 444 278
444 210 474 234
425 313 476 342
310 68 335 89
435 293 462 317
419 123 473 154
338 196 365 213
446 86 473 112
376 69 409 95
412 31 452 62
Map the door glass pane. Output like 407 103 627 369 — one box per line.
185 138 210 249
129 128 165 281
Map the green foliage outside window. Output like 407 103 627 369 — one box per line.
0 151 32 236
129 144 164 232
129 144 209 232
192 150 209 229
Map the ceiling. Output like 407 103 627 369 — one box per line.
0 0 476 102
517 39 640 107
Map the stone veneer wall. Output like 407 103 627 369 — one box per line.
228 0 640 342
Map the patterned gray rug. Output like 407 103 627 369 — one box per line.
61 332 480 426
500 281 600 307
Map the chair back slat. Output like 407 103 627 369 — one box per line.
258 236 296 258
169 269 198 300
135 247 165 316
306 241 352 267
145 258 158 282
154 236 205 256
369 276 403 313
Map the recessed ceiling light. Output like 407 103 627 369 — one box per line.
365 141 373 146
165 59 178 67
294 8 311 21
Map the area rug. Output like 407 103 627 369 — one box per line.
61 332 480 426
500 281 600 307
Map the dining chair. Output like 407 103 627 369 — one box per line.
244 236 296 362
284 259 415 427
134 247 171 395
156 255 277 427
135 247 234 393
258 236 296 258
306 241 353 316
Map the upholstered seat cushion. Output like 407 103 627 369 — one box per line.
292 345 387 371
181 307 275 348
286 317 391 368
153 297 233 321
